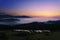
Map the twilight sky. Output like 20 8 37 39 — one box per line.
0 0 60 18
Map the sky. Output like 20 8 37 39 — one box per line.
0 0 60 18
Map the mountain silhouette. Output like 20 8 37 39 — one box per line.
0 12 31 18
0 12 31 25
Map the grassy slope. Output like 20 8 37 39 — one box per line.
2 30 60 40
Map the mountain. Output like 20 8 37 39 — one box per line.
0 12 31 18
0 12 12 18
0 12 31 25
14 16 31 18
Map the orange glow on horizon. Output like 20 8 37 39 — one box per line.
6 11 60 18
3 9 60 18
15 11 60 17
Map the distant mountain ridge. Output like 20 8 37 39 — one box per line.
0 12 31 25
0 12 31 18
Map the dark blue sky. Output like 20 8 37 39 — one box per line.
0 0 60 10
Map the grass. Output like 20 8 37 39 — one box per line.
0 30 60 40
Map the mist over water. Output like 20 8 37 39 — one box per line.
17 18 60 24
0 17 60 25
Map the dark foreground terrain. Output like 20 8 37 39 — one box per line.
0 30 60 40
